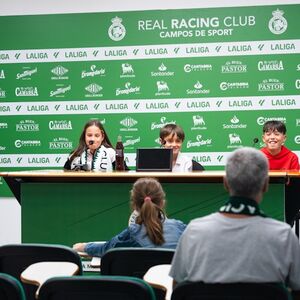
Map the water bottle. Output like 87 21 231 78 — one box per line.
115 135 125 171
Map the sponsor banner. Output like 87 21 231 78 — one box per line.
1 5 300 196
1 40 299 63
0 5 299 48
0 152 231 168
1 95 299 116
0 154 69 167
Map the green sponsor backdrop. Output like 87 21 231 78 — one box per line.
1 4 300 196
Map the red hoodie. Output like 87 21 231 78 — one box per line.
261 146 299 171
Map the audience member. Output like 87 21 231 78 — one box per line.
73 177 186 257
160 124 204 171
170 147 300 293
261 120 299 170
64 119 116 171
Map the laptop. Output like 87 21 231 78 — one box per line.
136 148 173 172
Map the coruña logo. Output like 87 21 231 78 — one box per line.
108 16 126 41
268 9 288 35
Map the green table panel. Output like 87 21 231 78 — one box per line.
22 182 284 247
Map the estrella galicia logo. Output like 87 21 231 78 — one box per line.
268 9 288 35
108 16 126 41
295 135 300 144
120 117 138 129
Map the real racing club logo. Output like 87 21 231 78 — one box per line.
108 16 126 41
268 9 288 35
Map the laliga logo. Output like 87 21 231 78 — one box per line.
108 16 126 41
268 9 288 35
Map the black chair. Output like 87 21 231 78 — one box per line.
0 244 82 300
171 281 292 300
0 273 26 300
38 275 156 300
101 247 175 300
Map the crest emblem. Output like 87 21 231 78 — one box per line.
268 9 288 35
108 16 126 41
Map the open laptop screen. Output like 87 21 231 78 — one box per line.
136 148 173 172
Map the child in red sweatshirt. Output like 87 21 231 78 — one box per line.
261 120 299 171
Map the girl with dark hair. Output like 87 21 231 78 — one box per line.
73 177 186 257
64 119 115 171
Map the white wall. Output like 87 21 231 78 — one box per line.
1 0 299 245
0 198 21 245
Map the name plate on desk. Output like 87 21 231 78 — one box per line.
82 257 101 272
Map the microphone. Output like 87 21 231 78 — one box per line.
252 137 259 147
72 163 91 171
88 140 94 145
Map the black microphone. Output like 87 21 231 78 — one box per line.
72 163 91 171
89 140 94 145
252 137 259 147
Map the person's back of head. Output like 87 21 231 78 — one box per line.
130 177 166 245
225 147 269 201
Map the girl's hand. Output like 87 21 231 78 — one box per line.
73 242 87 253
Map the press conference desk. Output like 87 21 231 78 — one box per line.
0 170 299 246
